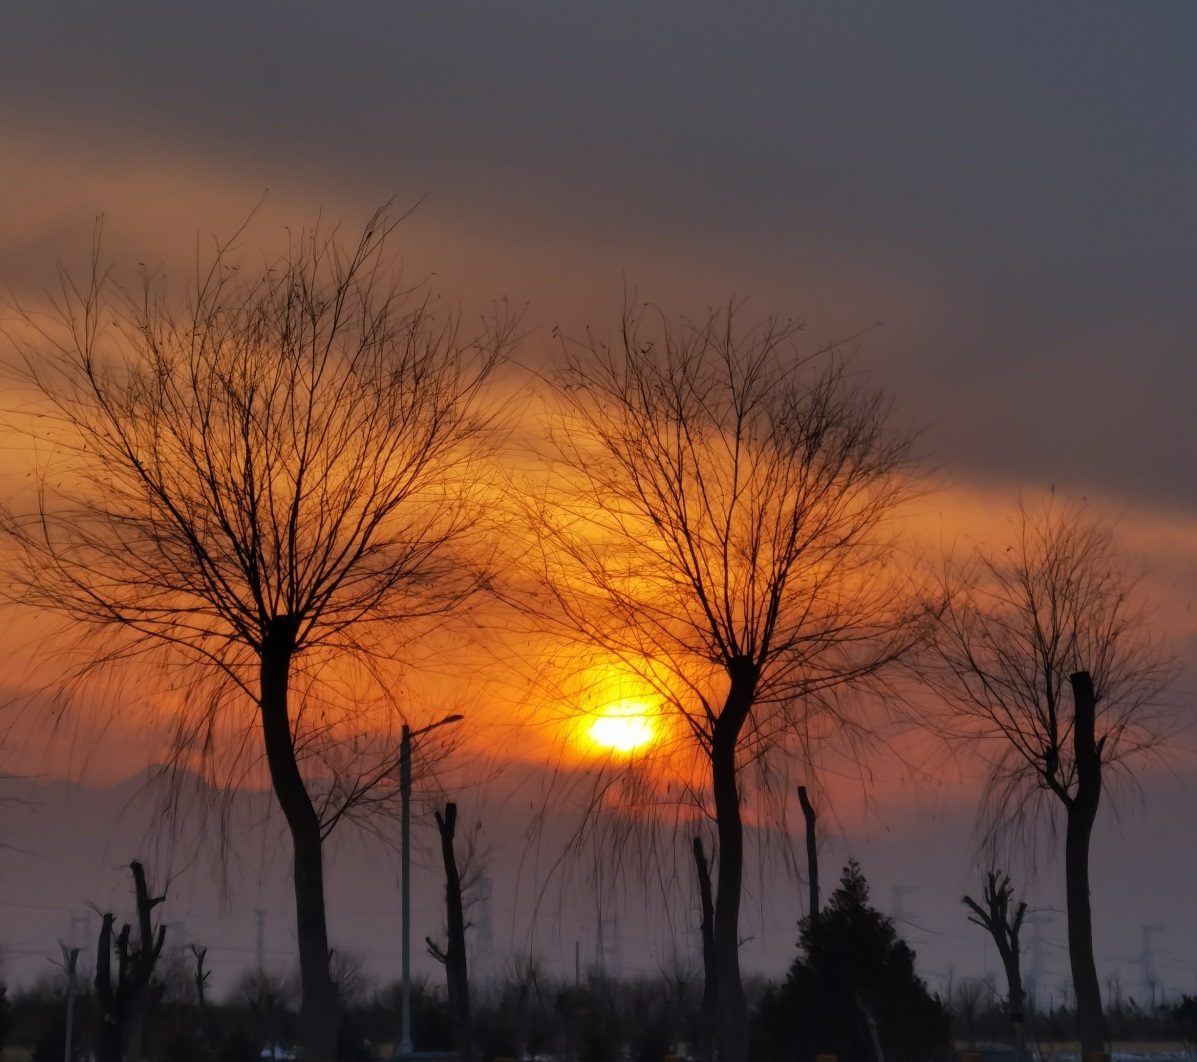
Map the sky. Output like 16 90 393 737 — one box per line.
1 1 1195 1002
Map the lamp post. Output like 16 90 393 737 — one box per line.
398 712 464 1058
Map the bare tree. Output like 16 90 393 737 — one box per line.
93 861 166 1062
963 869 1027 1062
0 210 517 1059
536 302 929 1062
426 802 473 1061
929 497 1177 1056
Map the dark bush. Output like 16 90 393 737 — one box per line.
752 859 950 1062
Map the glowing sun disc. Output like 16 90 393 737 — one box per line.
587 701 656 753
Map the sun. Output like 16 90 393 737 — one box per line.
586 699 657 754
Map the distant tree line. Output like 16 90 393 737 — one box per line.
2 858 1195 1062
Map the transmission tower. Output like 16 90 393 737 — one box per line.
472 873 495 981
1141 924 1164 1010
255 909 267 973
1025 911 1054 1012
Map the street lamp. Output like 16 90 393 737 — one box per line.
398 712 464 1058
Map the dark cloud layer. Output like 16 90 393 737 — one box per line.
3 3 1196 510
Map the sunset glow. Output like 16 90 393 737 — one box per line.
4 2 1197 1034
584 700 658 754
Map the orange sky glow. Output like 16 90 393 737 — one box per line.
2 5 1196 1000
1 443 1192 796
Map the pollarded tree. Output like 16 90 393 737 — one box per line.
963 870 1028 1062
0 210 517 1060
538 302 931 1062
425 803 471 1061
928 497 1177 1056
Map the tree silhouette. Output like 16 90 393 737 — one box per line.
753 859 949 1062
93 861 167 1062
928 496 1177 1055
1 209 517 1059
426 802 473 1062
537 302 930 1062
964 869 1028 1061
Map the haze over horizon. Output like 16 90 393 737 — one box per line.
2 757 1194 1005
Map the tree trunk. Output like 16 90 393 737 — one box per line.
1067 671 1105 1056
797 785 819 927
711 657 758 1062
996 929 1027 1062
260 615 338 1062
435 803 472 1062
94 913 123 1062
692 836 718 1062
856 995 886 1062
998 924 1027 1062
125 861 166 1062
965 872 1028 1062
1009 976 1027 1062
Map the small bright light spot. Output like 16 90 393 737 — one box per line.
587 700 656 754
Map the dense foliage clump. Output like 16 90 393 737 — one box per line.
753 859 950 1062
